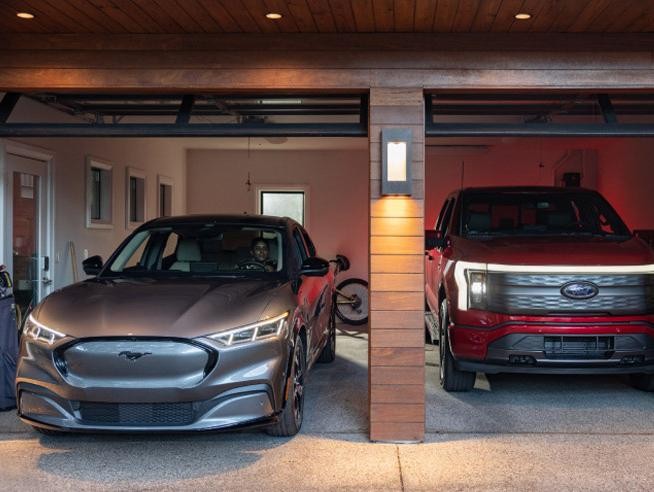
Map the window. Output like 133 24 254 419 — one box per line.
257 186 307 226
106 224 284 276
157 175 173 217
85 156 113 229
126 167 146 228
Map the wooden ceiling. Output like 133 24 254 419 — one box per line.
1 0 653 34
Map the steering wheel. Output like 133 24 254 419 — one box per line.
238 260 267 271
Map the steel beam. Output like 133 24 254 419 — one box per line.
0 122 367 137
426 123 654 137
0 92 20 123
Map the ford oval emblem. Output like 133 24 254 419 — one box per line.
561 281 599 300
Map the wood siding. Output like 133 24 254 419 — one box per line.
369 87 425 443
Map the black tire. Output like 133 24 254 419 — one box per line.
438 299 476 392
630 373 654 392
335 278 369 326
318 303 336 363
266 337 306 437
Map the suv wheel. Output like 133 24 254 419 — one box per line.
630 373 654 392
439 299 476 392
266 337 306 436
317 304 336 363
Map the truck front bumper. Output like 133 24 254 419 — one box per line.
449 319 654 374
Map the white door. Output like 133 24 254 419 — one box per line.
5 152 51 316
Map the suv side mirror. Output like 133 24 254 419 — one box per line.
425 230 446 250
300 257 330 277
82 255 103 276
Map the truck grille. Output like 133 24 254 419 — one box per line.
79 402 194 426
486 272 654 315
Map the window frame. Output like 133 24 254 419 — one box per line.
255 184 309 228
85 156 113 230
125 166 147 229
157 174 174 218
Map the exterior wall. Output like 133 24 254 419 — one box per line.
2 98 187 289
369 88 425 442
185 148 369 280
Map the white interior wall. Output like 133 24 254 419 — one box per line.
3 98 187 289
186 149 369 280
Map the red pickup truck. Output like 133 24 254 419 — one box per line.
425 186 654 392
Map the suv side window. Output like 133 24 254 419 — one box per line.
292 228 309 266
299 227 317 257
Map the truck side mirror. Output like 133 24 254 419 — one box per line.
425 230 446 250
82 255 103 276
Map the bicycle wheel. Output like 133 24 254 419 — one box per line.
335 278 369 326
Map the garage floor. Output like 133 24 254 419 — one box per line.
1 326 654 490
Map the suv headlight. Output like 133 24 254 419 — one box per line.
23 315 67 345
208 312 289 347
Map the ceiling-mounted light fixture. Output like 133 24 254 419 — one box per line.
515 13 531 20
16 12 35 19
265 13 282 20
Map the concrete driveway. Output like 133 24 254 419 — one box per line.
1 326 653 491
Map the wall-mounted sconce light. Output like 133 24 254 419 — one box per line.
381 128 412 196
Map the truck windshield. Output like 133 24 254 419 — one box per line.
461 191 631 239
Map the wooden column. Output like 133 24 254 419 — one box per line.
369 88 425 443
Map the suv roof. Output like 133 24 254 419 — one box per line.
144 214 298 229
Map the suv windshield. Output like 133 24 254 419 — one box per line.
102 223 285 277
461 190 630 239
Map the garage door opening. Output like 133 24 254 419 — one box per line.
0 92 370 436
424 92 654 436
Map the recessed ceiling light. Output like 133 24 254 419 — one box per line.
265 13 282 20
515 13 531 20
16 12 35 19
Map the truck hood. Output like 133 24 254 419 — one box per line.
34 277 288 339
453 236 654 266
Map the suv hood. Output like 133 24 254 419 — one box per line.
34 277 287 339
453 235 654 266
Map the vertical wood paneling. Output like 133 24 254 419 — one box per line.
369 87 425 443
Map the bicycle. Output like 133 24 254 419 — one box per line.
330 255 369 326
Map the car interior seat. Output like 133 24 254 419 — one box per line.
169 238 201 271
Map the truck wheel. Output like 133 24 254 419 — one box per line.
439 299 476 392
630 373 654 392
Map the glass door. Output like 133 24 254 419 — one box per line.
6 153 50 318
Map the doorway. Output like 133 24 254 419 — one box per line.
2 145 53 318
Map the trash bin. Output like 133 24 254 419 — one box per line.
0 268 18 411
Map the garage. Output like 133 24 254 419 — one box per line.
2 1 654 489
0 90 371 437
423 91 654 437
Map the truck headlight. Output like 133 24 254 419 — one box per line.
23 315 67 345
208 312 289 347
467 270 487 309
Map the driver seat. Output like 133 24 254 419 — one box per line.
170 239 201 272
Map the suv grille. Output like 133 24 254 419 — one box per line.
79 402 194 426
486 272 654 315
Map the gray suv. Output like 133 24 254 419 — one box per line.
17 215 337 436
